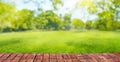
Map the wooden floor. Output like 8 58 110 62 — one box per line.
0 53 120 62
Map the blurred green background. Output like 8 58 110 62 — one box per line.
0 0 120 53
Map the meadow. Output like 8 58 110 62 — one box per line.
0 31 120 53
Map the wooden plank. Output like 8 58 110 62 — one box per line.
50 54 57 62
76 54 86 62
50 54 56 59
0 53 11 62
42 54 49 62
87 54 102 62
2 60 11 62
11 54 23 62
108 53 119 58
62 54 72 62
112 53 120 62
19 54 29 62
62 54 67 59
100 53 114 62
107 54 120 62
69 54 77 59
26 54 36 62
0 53 11 60
70 54 78 62
113 53 120 57
0 53 4 58
96 54 111 62
34 54 43 62
81 54 93 62
56 54 64 62
0 53 120 62
101 53 112 59
2 53 17 62
87 54 98 62
6 53 17 60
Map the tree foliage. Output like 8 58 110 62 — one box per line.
0 0 120 32
0 2 16 32
35 10 63 30
72 18 84 30
78 0 120 31
85 21 92 30
0 2 63 32
63 13 71 30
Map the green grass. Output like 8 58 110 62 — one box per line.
0 31 120 53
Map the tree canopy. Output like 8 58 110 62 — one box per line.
0 0 120 32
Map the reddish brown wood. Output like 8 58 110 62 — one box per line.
50 54 57 62
11 54 23 62
0 53 4 58
85 54 98 62
2 53 17 62
63 54 72 62
43 54 49 62
19 54 28 62
26 54 36 62
0 53 11 60
77 54 87 62
88 54 101 62
69 54 78 62
100 53 114 62
56 54 64 62
0 53 119 62
34 54 43 62
0 53 11 62
112 53 120 62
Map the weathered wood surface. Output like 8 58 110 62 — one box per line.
0 53 120 62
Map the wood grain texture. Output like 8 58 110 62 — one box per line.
0 53 119 62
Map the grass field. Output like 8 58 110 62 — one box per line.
0 31 120 53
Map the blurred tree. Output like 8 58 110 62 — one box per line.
78 0 98 14
45 10 63 30
78 0 120 31
106 20 117 30
35 10 63 30
85 21 92 30
63 13 71 30
35 13 48 29
0 2 16 32
72 18 84 30
92 20 99 29
15 9 34 31
1 0 120 32
117 21 120 30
